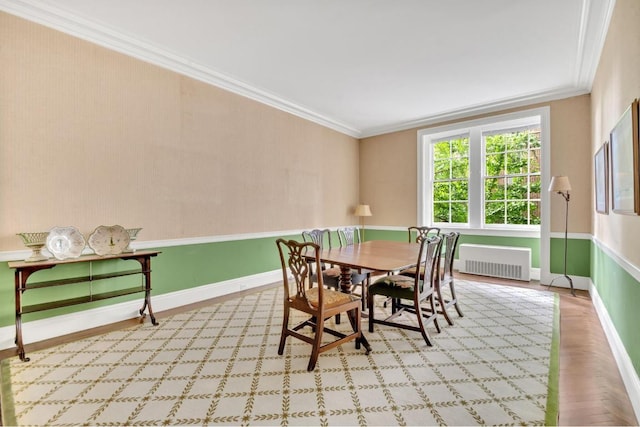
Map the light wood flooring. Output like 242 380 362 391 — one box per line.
456 273 638 426
1 275 638 426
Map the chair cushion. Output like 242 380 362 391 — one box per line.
375 275 415 288
369 275 418 300
306 287 357 308
323 267 341 277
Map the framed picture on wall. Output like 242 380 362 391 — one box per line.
594 142 609 214
609 99 640 214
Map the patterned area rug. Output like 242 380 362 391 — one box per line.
1 280 558 426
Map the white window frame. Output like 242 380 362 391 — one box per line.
417 106 550 234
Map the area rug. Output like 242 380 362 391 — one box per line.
1 280 558 426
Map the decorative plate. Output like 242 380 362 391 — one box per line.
46 226 86 260
88 225 130 256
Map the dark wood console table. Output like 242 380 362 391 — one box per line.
8 250 161 362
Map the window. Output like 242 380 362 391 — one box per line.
483 126 541 226
432 134 469 223
418 109 547 231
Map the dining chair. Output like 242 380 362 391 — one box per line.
400 231 462 325
382 225 441 311
367 235 443 345
337 227 370 309
438 231 463 323
276 238 362 371
408 226 441 243
301 229 340 290
303 228 362 324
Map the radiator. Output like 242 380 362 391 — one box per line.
458 244 531 281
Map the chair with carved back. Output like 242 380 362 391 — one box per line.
400 231 462 325
438 231 463 322
336 226 371 309
303 228 367 323
276 238 362 371
367 235 443 345
383 226 442 310
301 229 341 290
408 226 441 243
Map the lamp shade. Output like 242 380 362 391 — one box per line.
354 204 372 217
548 176 571 192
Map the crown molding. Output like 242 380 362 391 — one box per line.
360 86 590 138
0 0 362 138
573 0 616 89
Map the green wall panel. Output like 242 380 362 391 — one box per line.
550 238 590 277
591 243 640 376
363 229 406 242
364 229 541 267
0 234 297 328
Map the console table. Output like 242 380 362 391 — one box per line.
8 250 161 362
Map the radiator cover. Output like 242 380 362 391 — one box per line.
458 243 531 281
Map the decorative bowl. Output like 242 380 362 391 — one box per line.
125 228 142 252
17 232 50 262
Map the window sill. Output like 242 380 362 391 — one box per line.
433 226 540 238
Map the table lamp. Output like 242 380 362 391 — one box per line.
354 204 372 241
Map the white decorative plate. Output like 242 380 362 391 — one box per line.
88 225 130 256
46 226 86 260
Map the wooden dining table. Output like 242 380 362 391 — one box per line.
307 240 422 353
312 240 422 292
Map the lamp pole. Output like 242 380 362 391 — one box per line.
550 190 575 296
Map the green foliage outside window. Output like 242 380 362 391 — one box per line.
432 137 469 223
483 129 541 225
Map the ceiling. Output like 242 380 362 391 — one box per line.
1 0 615 138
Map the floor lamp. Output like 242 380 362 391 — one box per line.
354 204 372 242
548 176 575 296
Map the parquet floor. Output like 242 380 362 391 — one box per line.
1 275 638 426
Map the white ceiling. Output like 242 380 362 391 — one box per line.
1 0 615 137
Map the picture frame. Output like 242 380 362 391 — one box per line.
609 99 640 214
594 142 609 214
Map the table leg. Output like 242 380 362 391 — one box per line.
338 266 352 293
139 256 158 325
339 266 371 353
15 271 29 362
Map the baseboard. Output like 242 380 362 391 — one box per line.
589 281 640 423
0 269 282 351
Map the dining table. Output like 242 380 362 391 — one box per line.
307 240 422 353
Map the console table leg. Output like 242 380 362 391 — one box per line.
136 256 159 326
15 315 29 362
139 296 158 326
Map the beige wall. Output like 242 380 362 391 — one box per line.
591 0 640 268
0 12 360 250
360 95 592 233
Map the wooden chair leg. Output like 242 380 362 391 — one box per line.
278 309 290 355
413 299 433 346
450 280 464 317
347 307 362 350
308 319 323 371
430 295 441 334
368 294 375 333
436 283 454 326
